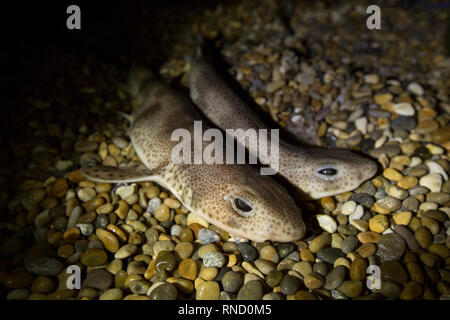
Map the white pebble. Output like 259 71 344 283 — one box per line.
67 206 82 230
77 187 96 202
355 117 368 134
393 102 415 116
419 202 438 212
426 161 448 181
407 82 424 96
115 184 137 199
409 157 422 167
419 173 443 192
349 205 364 223
341 200 357 215
374 135 387 148
55 160 73 171
348 109 364 122
316 215 337 233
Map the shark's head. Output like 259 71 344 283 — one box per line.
283 147 378 199
186 164 305 242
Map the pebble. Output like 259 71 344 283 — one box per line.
341 200 357 215
198 229 221 244
80 248 107 267
77 188 96 202
309 232 331 253
341 236 360 254
316 214 337 233
337 280 363 298
196 281 220 300
369 214 389 233
324 265 346 290
203 251 226 268
304 273 324 290
349 257 367 281
7 289 30 300
415 227 432 248
96 228 119 253
376 233 406 262
381 281 402 298
383 168 403 181
24 257 63 276
385 184 408 200
390 116 417 131
237 243 259 261
381 261 408 284
280 275 300 294
392 211 412 225
114 244 138 259
155 251 176 272
265 270 283 288
393 102 415 116
349 193 375 208
99 288 124 300
254 259 276 275
83 269 113 290
400 281 423 300
148 283 178 300
317 247 345 264
31 276 55 293
222 271 244 293
372 197 401 214
393 225 419 250
407 82 424 95
237 280 264 300
419 173 443 192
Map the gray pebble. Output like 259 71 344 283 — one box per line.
76 223 95 236
25 257 63 276
222 271 244 293
390 116 417 130
83 269 113 290
349 193 375 208
237 243 259 261
317 248 345 264
341 236 360 254
203 251 226 268
376 233 406 263
198 229 221 244
237 280 264 300
324 265 346 290
146 197 161 214
280 275 300 295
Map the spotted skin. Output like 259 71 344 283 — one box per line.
189 57 378 199
81 66 305 242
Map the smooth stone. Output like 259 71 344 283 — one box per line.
399 281 423 300
372 197 401 213
337 280 363 298
203 251 226 268
280 275 300 295
349 257 367 281
427 192 450 205
390 116 417 131
237 280 264 300
324 265 346 290
355 181 377 195
80 248 107 267
402 197 419 212
155 251 176 272
309 232 331 253
393 225 419 250
254 259 276 275
376 233 406 263
349 193 375 208
99 288 124 300
237 243 259 262
317 247 345 264
415 227 432 248
316 215 337 233
304 272 325 290
341 236 360 254
275 243 297 259
265 270 283 288
24 257 63 276
381 281 402 298
196 281 220 300
148 283 177 300
381 261 408 284
83 269 113 290
198 229 220 244
222 271 244 293
419 173 443 192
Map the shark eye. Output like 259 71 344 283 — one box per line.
234 198 252 212
318 168 337 176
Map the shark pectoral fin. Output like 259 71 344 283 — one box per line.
80 163 159 183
